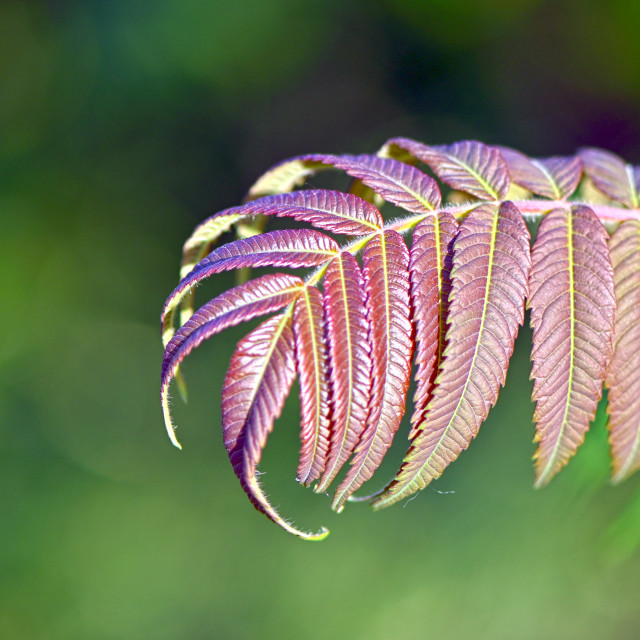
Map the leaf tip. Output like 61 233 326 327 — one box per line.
304 527 330 541
161 384 183 450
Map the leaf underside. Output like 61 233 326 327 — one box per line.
293 286 331 486
373 202 531 508
222 313 328 540
528 207 616 487
606 220 640 482
315 253 372 493
332 230 413 511
161 138 640 539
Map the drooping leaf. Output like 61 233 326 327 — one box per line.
161 229 338 345
606 219 640 482
373 202 530 509
315 253 372 493
497 146 582 200
408 212 459 438
243 190 383 236
161 138 640 539
579 148 640 209
529 206 616 487
222 313 329 540
384 138 510 201
299 153 442 214
160 273 304 448
169 190 380 343
293 286 331 486
332 231 413 511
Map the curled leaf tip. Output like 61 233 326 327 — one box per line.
161 384 182 449
303 527 330 542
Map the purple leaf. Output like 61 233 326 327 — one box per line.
315 253 373 493
386 138 510 200
293 287 332 486
529 207 616 487
161 273 304 448
243 190 382 236
223 313 329 540
497 146 582 199
373 202 530 508
605 219 640 482
408 212 459 438
300 153 442 214
332 231 413 511
161 229 338 344
580 148 640 209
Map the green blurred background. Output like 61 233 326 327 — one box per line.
2 1 640 638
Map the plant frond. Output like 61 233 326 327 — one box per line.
160 138 640 538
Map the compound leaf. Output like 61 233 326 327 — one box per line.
222 313 329 540
373 202 530 509
529 206 616 487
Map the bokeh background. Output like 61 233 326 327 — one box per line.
3 1 640 638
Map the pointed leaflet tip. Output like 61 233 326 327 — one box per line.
223 313 328 540
372 202 531 509
529 207 616 488
165 189 380 346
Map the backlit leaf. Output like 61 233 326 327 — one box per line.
246 158 328 200
315 253 372 493
293 287 331 486
580 148 640 209
385 138 510 200
498 146 582 200
245 190 383 235
161 138 640 538
333 231 413 511
300 153 442 214
161 274 304 448
529 207 616 487
373 202 530 509
162 229 338 345
222 313 329 540
606 219 640 482
408 212 459 438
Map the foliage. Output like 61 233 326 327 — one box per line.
161 139 640 539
